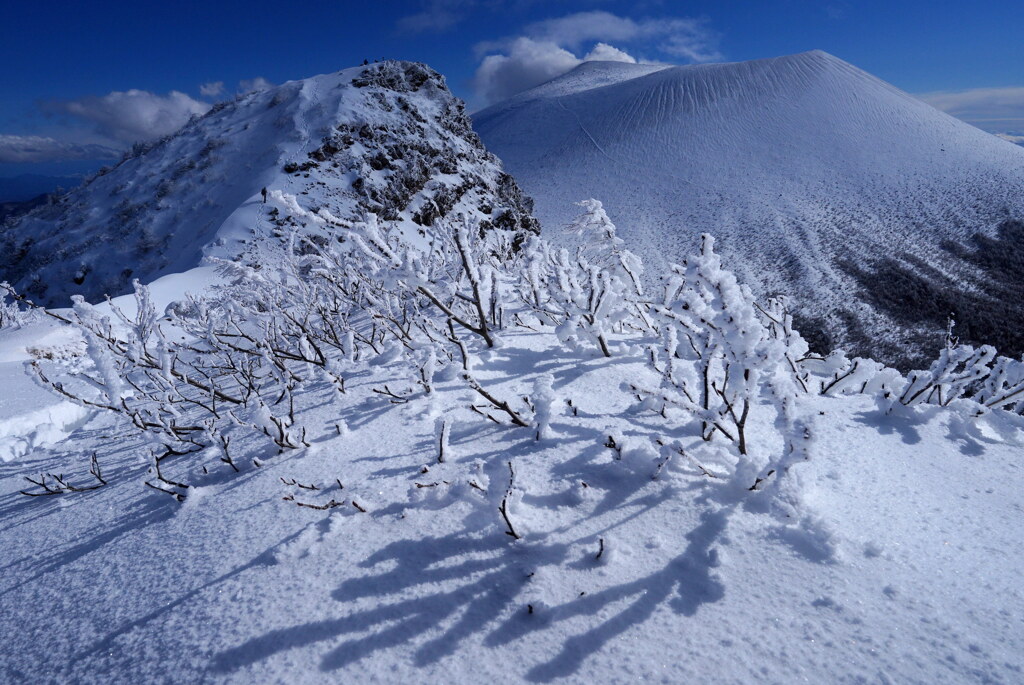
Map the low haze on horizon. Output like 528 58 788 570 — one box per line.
2 0 1022 182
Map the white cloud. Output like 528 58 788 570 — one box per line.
524 11 720 61
0 135 119 163
918 86 1024 132
472 10 720 105
659 27 721 63
4 75 276 166
583 42 637 64
525 11 642 49
200 81 225 97
996 133 1024 146
474 37 590 104
238 77 273 94
58 90 210 145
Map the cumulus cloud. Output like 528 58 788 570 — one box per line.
474 38 591 104
3 87 212 165
200 81 225 97
583 42 637 64
918 86 1024 132
0 135 119 164
3 74 276 167
473 10 720 105
523 10 641 48
56 90 210 145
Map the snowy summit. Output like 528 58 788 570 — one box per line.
474 51 1024 367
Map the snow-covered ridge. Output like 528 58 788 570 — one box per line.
1 61 538 306
474 50 1024 367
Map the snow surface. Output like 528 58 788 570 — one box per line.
0 322 92 462
1 323 1022 683
473 51 1024 360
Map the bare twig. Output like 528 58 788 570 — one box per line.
281 477 319 490
282 493 344 510
19 453 108 497
464 373 529 427
498 460 522 540
372 385 411 404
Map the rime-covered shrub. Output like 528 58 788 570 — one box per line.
892 321 1024 414
627 234 812 488
0 287 37 329
17 192 1024 509
517 200 645 356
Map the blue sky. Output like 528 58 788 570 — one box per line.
2 0 1022 178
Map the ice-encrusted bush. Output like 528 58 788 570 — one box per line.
517 200 647 357
815 319 1024 415
631 234 804 458
816 351 902 399
15 270 331 499
15 193 1024 507
894 323 1024 414
1 286 38 329
11 189 531 499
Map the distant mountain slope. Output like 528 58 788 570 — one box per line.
0 193 49 224
1 61 538 305
474 51 1024 366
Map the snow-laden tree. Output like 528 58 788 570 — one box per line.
0 284 37 329
632 235 778 454
899 343 996 407
809 318 1024 415
517 200 646 357
627 234 821 496
815 351 902 399
15 191 1024 506
337 211 513 353
974 355 1024 414
889 320 1024 414
563 199 625 267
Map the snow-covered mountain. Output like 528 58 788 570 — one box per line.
0 61 538 305
474 51 1024 366
3 55 1024 685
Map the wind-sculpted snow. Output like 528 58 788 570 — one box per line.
0 61 538 306
474 50 1024 367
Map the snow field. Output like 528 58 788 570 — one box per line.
1 325 1021 683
